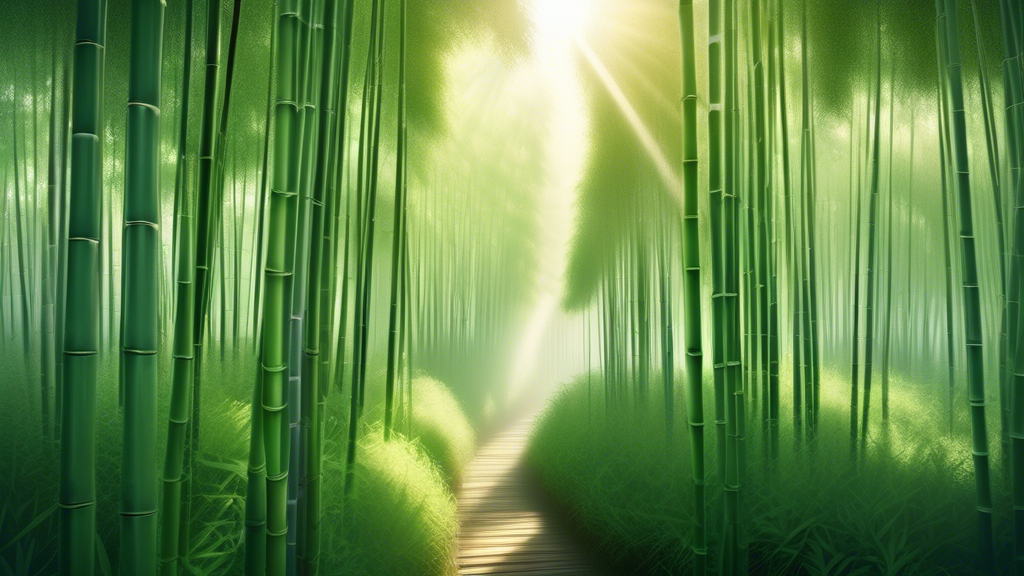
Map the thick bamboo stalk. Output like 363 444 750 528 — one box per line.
119 2 165 571
256 0 302 571
59 1 106 573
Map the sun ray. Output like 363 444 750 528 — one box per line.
573 34 681 200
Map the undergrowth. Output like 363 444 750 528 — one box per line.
527 372 1007 576
0 344 473 576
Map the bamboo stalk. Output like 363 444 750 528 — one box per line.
119 1 165 571
12 96 31 364
255 0 303 571
299 0 343 571
181 0 222 556
880 75 900 425
384 0 409 441
937 0 993 564
41 35 59 443
59 1 107 573
860 4 882 441
54 64 71 440
679 0 705 571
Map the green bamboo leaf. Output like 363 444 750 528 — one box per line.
95 534 112 576
0 504 55 554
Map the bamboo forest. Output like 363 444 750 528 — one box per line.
3 0 1024 574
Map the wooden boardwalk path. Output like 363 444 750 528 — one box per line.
457 416 600 576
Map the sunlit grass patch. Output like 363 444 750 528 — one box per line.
360 369 477 486
400 375 476 486
322 424 459 576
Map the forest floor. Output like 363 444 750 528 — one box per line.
456 414 603 576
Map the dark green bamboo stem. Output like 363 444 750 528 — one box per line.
680 0 704 569
345 0 386 507
938 0 993 564
798 0 818 436
708 0 727 494
384 0 409 442
182 0 222 558
256 0 302 571
299 0 343 571
158 3 196 560
42 39 59 443
119 2 165 571
11 100 31 364
861 6 882 441
849 97 864 458
59 1 106 573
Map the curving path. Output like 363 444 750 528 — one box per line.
457 416 601 576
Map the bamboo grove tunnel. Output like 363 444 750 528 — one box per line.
0 0 1022 575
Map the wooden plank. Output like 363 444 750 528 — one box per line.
457 415 599 576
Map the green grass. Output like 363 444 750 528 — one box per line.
322 423 458 576
527 372 1005 575
398 375 476 486
0 344 473 576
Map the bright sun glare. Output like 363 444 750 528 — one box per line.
530 0 594 40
